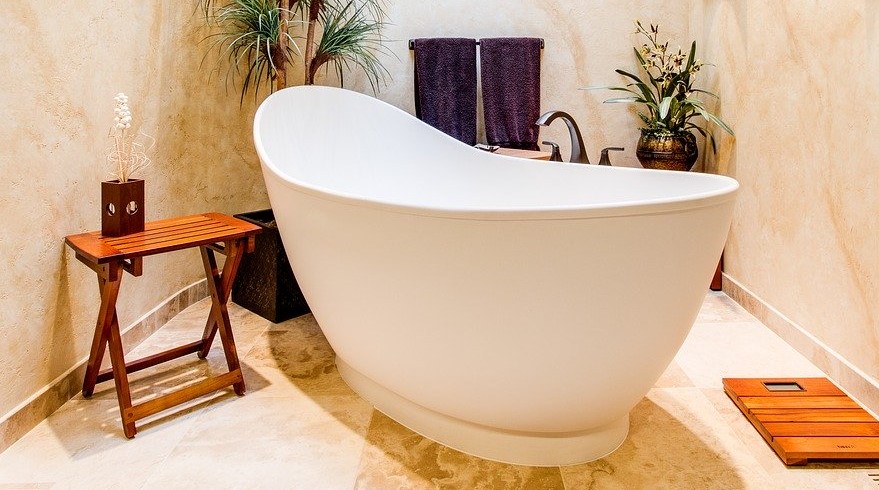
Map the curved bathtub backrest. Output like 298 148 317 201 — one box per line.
255 86 471 192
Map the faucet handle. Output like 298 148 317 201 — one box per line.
598 147 625 166
542 141 563 162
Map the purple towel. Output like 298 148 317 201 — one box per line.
413 38 478 145
480 38 542 150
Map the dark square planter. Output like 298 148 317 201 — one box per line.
232 209 310 323
101 179 145 237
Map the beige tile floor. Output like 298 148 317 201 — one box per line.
1 292 878 489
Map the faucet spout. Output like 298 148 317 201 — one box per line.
535 111 588 164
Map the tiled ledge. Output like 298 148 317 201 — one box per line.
0 280 209 453
723 273 879 417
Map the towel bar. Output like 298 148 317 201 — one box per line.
408 38 545 50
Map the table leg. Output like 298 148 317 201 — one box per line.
82 281 109 397
197 248 222 358
80 261 136 437
82 262 123 396
106 301 137 438
198 241 247 395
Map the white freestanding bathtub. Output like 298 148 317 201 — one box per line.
253 86 738 466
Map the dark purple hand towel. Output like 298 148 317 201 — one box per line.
480 38 542 150
413 38 478 145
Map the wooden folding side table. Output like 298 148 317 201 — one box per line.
65 213 261 438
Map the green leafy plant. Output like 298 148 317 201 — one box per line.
306 0 388 89
598 21 733 149
203 0 298 103
200 0 389 102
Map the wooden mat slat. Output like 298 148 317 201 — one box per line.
752 408 876 423
724 377 879 465
740 396 861 410
764 422 879 437
776 436 879 461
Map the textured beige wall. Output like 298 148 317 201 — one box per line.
0 2 268 418
693 1 879 380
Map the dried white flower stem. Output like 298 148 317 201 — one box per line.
106 92 154 182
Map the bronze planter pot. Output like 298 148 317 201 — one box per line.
635 130 698 171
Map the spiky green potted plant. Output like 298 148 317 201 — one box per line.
201 0 389 99
597 21 734 171
198 0 390 322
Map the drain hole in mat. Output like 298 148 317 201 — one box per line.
763 381 804 392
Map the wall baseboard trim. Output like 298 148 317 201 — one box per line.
723 273 879 416
0 280 209 453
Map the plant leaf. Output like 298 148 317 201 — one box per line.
313 0 390 92
690 88 719 99
696 107 735 136
686 41 696 70
604 97 640 103
581 85 616 91
615 68 646 85
200 0 390 101
633 46 647 68
658 96 672 119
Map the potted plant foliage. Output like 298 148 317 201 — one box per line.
200 0 389 98
198 0 390 322
598 21 734 171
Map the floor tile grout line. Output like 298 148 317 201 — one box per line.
238 320 275 362
349 408 377 490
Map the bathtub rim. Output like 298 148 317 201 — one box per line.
259 160 737 221
254 87 739 222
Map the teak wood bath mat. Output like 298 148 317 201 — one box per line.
723 377 879 465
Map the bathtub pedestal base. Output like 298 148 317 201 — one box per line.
337 357 630 466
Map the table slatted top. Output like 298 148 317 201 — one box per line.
65 213 261 264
